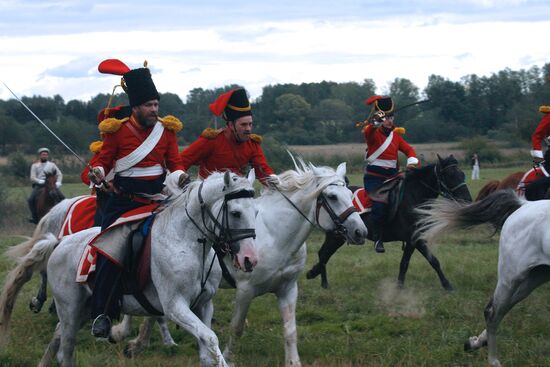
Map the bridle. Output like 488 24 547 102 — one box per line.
275 181 357 239
421 163 467 199
186 181 257 302
185 181 256 260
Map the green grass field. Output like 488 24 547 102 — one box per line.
2 164 550 366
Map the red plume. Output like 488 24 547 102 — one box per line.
98 59 131 75
209 89 237 116
365 95 382 105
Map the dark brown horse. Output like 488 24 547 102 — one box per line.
35 170 65 222
306 155 472 291
475 171 524 201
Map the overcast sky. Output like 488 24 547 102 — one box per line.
0 0 549 103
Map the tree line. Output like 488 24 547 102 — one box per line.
1 63 549 156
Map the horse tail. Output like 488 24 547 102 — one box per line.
4 214 49 260
415 189 524 243
0 233 59 346
474 180 500 201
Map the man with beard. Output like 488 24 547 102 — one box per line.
88 61 188 339
180 87 274 184
27 147 63 223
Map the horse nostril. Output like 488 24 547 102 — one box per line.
244 257 253 272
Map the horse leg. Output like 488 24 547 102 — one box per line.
223 288 254 366
166 297 227 367
56 303 88 367
397 241 415 289
306 231 346 289
157 316 177 346
124 316 155 358
37 322 61 367
111 314 133 343
276 281 301 367
479 266 550 367
415 239 454 291
30 271 48 313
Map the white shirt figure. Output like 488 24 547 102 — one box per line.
471 154 480 180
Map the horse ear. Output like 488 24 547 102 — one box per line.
437 154 443 164
224 171 232 188
247 168 256 185
336 162 347 178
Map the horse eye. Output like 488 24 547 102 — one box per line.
327 194 337 200
231 211 241 218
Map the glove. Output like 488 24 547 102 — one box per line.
178 171 190 188
38 179 45 185
55 182 62 188
88 167 104 185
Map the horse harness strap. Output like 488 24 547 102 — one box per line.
186 182 256 305
420 164 466 199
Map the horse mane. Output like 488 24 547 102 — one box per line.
264 159 345 200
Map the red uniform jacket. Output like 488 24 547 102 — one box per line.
180 128 274 183
363 125 417 169
531 109 550 158
94 115 183 180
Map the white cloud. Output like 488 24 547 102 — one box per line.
0 2 549 103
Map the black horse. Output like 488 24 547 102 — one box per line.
306 154 472 290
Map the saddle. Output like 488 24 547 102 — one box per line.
352 175 404 222
76 203 163 315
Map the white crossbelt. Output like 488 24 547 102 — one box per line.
114 121 165 176
366 131 394 165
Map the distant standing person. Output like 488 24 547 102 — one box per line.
471 153 480 180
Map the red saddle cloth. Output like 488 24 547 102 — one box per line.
352 188 372 214
76 203 159 284
58 195 96 238
517 167 548 196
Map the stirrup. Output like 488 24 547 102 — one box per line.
91 314 112 339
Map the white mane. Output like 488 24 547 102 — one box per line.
264 158 345 200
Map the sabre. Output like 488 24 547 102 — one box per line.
2 80 89 167
1 80 109 187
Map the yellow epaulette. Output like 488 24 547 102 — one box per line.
394 127 406 135
89 141 103 154
98 117 129 134
201 128 223 139
250 134 263 143
539 106 550 114
159 115 183 132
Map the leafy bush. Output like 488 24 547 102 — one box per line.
5 152 29 181
458 136 503 163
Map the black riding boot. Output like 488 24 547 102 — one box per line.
370 226 385 253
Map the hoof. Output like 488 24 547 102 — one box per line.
124 343 138 358
443 283 455 292
306 266 320 280
464 340 474 352
321 279 329 289
29 297 43 313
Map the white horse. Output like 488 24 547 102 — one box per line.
0 171 258 367
416 189 550 367
115 161 368 366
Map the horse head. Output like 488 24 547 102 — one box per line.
275 159 368 244
436 154 472 202
44 169 63 202
188 170 258 272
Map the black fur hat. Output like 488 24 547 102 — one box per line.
123 68 160 107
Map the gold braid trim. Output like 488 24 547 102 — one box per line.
250 134 263 143
159 115 183 132
98 117 129 134
539 106 550 114
89 141 103 154
201 128 223 139
227 103 251 112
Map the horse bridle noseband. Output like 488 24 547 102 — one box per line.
185 181 256 259
422 163 467 199
275 182 357 239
